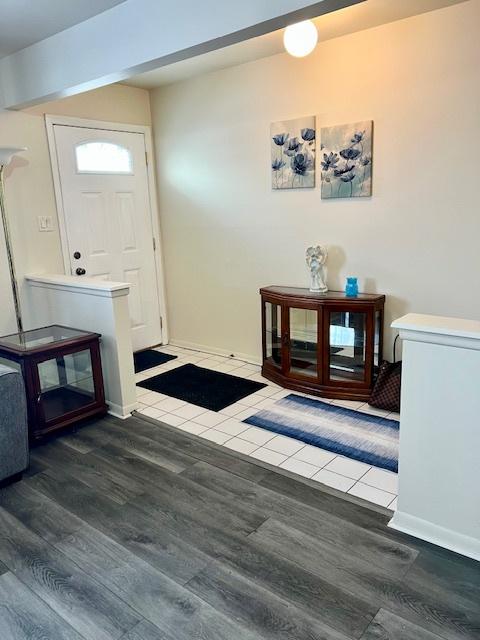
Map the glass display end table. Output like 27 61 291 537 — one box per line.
0 325 107 440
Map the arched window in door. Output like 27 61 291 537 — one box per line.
75 141 133 174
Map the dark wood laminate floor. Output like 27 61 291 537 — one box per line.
0 414 478 640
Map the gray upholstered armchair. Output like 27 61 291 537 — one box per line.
0 364 28 484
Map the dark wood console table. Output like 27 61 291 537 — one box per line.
0 325 107 440
260 286 385 401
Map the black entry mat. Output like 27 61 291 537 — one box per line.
134 349 177 373
137 363 267 411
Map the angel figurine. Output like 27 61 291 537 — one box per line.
306 245 328 293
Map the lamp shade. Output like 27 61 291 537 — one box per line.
0 147 27 166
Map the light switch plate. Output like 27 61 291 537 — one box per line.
38 215 54 232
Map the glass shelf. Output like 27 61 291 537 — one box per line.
38 350 96 422
289 307 318 378
328 311 366 382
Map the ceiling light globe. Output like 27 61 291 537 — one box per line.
283 20 318 58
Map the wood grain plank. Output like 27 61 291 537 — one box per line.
250 516 413 589
0 481 84 544
26 470 212 585
37 445 265 535
31 441 144 505
57 419 116 453
181 461 417 575
186 559 355 640
257 468 468 563
260 466 393 527
105 414 272 482
122 619 172 640
250 517 480 640
0 414 476 640
80 417 200 473
29 469 264 583
92 441 191 489
0 571 84 640
360 609 446 640
0 506 141 640
130 488 261 547
92 443 266 533
84 428 471 640
213 533 376 639
55 524 260 640
403 548 480 613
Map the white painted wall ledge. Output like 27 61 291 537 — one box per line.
26 273 130 298
392 312 480 349
25 273 136 419
390 312 480 561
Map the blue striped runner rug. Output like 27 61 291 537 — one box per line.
243 394 399 472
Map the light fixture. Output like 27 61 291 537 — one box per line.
0 147 27 334
283 20 318 58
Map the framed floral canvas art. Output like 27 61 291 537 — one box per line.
320 120 373 198
271 116 316 189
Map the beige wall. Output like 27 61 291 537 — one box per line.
0 84 151 333
150 0 480 362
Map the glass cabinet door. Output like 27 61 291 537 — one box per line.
264 302 282 368
328 310 367 383
37 349 96 422
288 307 318 378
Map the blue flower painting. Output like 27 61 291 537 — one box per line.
271 116 315 189
321 120 373 198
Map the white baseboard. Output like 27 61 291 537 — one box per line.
389 510 480 562
107 400 137 419
168 338 261 366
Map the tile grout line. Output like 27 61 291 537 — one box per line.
141 409 399 500
138 402 398 502
140 407 399 501
136 346 399 505
139 406 399 502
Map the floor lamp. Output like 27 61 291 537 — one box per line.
0 147 27 335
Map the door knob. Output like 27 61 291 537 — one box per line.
75 268 86 276
73 251 81 259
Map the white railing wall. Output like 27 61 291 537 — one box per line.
389 313 480 561
25 274 137 418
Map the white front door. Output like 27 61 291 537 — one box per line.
52 124 162 352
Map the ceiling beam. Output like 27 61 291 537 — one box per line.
0 0 363 109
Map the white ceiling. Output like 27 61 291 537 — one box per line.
125 0 467 89
0 0 127 58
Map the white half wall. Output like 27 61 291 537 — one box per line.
390 313 480 561
26 274 137 418
150 0 480 363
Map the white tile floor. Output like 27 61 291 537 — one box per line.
135 344 399 510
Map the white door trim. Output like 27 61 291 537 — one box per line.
45 114 169 344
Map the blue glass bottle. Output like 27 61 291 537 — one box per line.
345 277 359 297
